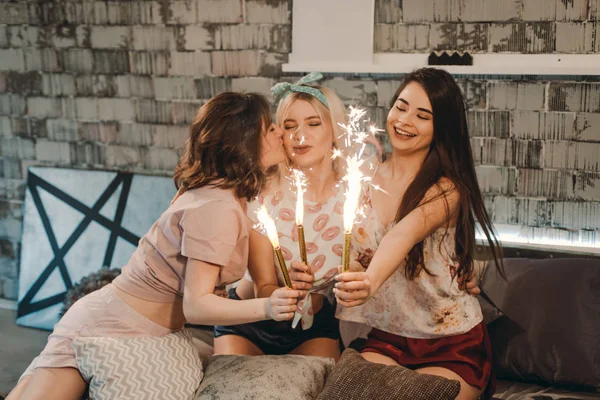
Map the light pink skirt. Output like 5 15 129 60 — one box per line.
21 284 175 380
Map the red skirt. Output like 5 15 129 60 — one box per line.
362 322 495 399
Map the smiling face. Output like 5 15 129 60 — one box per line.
386 81 434 154
281 99 334 170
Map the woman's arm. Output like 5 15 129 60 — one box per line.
248 229 283 299
182 258 299 326
335 180 460 306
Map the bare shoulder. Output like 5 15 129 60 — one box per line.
424 177 459 202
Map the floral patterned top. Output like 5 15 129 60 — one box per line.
249 182 346 330
336 184 484 339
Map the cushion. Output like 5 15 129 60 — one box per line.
316 349 460 400
196 354 334 400
73 329 203 400
483 258 600 389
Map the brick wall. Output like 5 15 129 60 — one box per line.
0 0 599 301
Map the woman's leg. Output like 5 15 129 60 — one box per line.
13 368 86 400
415 366 484 400
361 351 400 366
213 334 264 356
290 338 340 361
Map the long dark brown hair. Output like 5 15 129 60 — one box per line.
174 92 272 201
391 68 504 281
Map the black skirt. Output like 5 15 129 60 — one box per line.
214 288 340 355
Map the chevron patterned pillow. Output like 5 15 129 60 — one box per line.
73 329 203 400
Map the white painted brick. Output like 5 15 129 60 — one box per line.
172 101 202 124
130 1 163 25
556 0 587 20
211 50 261 76
521 0 556 20
479 138 512 166
549 83 600 113
35 139 71 164
513 111 577 141
402 0 434 22
376 80 402 107
0 158 22 180
8 26 40 47
475 165 517 195
246 0 290 24
79 122 118 143
117 123 154 146
90 26 131 49
46 119 79 141
197 0 243 23
97 98 135 122
488 81 545 110
128 75 155 98
0 3 28 24
23 48 61 72
0 25 7 47
143 147 179 171
135 99 174 124
0 117 11 137
555 23 594 53
170 51 211 76
69 142 105 166
151 125 189 148
0 137 35 159
214 24 274 50
132 26 176 51
261 52 287 76
1 278 18 300
576 113 600 142
183 25 212 50
0 94 26 115
41 73 76 97
460 0 521 21
61 49 94 73
153 77 196 100
27 97 60 119
544 140 576 169
517 168 575 199
513 140 543 168
0 49 24 71
129 51 170 76
168 1 198 24
374 24 429 52
194 77 232 98
575 171 600 201
323 79 378 107
231 77 276 97
105 144 140 168
468 110 511 138
75 97 99 121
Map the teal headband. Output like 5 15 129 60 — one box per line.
270 72 329 108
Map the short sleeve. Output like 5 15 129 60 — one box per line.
180 201 242 267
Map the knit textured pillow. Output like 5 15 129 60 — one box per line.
73 329 203 400
317 349 461 400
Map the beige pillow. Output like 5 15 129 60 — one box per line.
317 349 460 400
196 354 334 400
73 329 203 400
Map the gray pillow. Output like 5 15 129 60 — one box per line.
196 354 334 400
484 258 600 389
73 329 203 400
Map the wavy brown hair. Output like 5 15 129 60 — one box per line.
391 68 504 281
174 92 272 201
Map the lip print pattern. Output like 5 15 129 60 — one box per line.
332 243 343 257
271 190 283 206
305 242 318 254
311 254 326 273
334 202 343 215
321 226 341 241
313 214 329 232
280 245 293 261
279 207 295 221
305 203 322 213
291 223 298 241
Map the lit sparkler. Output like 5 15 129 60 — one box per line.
256 205 293 288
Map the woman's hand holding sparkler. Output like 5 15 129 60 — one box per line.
266 287 300 321
289 260 314 299
333 267 373 308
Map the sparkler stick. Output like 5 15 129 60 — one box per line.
292 169 309 266
256 205 293 288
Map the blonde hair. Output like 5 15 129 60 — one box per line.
273 86 348 185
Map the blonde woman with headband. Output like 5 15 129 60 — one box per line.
213 73 353 360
